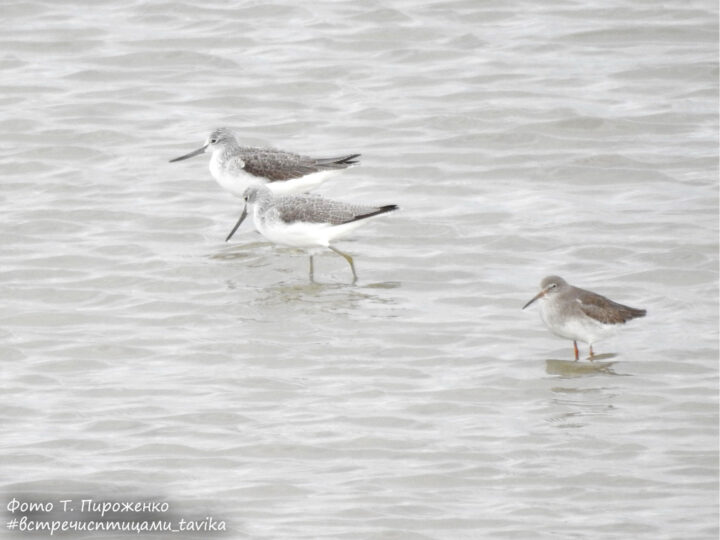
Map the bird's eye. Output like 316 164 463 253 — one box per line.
210 138 217 144
550 283 557 289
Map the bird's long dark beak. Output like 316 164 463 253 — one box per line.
169 144 207 163
225 205 248 242
522 290 545 310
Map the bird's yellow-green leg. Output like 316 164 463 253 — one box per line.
329 246 357 283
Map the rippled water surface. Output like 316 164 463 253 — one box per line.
1 1 718 538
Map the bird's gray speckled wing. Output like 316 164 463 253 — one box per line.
240 147 359 182
273 195 396 226
222 153 248 176
575 288 646 324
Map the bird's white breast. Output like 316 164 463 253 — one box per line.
538 297 614 345
209 151 262 197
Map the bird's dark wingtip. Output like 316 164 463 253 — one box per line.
340 153 361 165
349 204 399 223
621 307 646 322
318 153 361 167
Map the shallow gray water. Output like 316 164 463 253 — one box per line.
1 1 718 539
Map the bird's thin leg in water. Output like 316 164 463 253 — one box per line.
589 345 595 360
309 255 315 283
329 246 357 283
573 341 579 361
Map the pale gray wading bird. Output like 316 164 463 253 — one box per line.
522 275 646 361
169 127 360 197
228 186 398 283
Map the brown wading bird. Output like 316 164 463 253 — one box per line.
523 275 646 360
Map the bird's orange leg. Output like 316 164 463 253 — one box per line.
573 341 579 361
589 345 595 361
